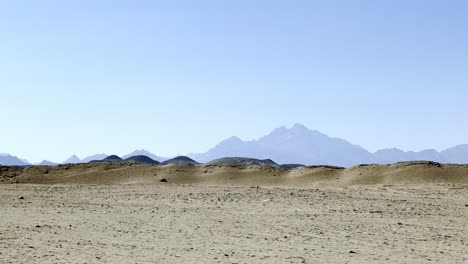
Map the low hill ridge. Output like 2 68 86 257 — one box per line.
124 155 160 165
2 160 467 186
206 157 278 167
161 156 199 165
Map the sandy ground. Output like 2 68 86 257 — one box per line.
1 184 467 264
3 161 468 187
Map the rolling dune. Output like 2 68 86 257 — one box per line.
1 161 468 186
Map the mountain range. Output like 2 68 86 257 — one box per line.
2 124 468 167
188 124 374 166
188 124 468 166
0 154 29 166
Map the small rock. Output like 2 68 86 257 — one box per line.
349 250 357 254
160 178 167 183
18 196 24 200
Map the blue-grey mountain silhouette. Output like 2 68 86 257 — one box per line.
5 124 468 167
38 160 58 166
439 144 468 164
63 155 81 164
82 154 108 163
188 124 468 166
0 154 29 166
189 124 374 167
373 148 441 164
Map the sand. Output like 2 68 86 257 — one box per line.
1 183 467 263
1 162 467 263
2 161 468 186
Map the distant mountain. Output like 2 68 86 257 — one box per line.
190 124 468 166
4 124 468 167
0 154 30 166
92 155 123 163
124 155 160 164
373 145 468 164
63 155 81 164
257 124 375 166
161 156 199 165
189 137 266 163
122 150 166 162
440 144 468 164
82 154 108 163
373 148 443 164
190 124 374 167
19 158 30 164
61 150 165 165
38 160 58 166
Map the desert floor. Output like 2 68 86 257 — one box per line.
0 184 467 264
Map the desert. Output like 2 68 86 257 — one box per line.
1 161 467 263
3 2 468 263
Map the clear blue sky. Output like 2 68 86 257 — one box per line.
1 1 467 162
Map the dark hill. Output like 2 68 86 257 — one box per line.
124 155 160 165
280 164 305 169
161 156 200 165
90 155 123 163
102 155 123 162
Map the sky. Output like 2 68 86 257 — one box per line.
1 1 468 163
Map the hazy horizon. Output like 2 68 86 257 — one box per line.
3 123 468 164
2 1 468 162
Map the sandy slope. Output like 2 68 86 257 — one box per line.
0 184 467 264
1 161 468 186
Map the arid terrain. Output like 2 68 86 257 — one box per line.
2 161 468 186
1 162 467 263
